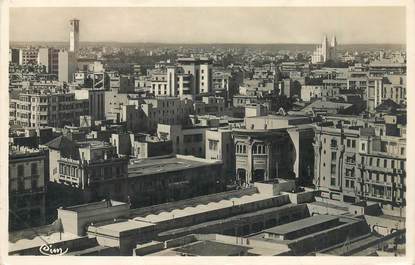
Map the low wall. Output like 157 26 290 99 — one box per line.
282 190 315 204
365 215 405 235
307 203 348 216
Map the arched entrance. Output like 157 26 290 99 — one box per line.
237 168 247 185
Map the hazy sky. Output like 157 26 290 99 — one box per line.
10 7 406 44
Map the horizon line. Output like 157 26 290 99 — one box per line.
10 41 406 46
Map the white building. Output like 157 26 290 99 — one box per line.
311 35 337 64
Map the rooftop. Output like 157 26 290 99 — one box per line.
62 200 127 213
9 146 44 159
128 155 220 178
264 215 339 236
176 240 251 256
92 219 155 235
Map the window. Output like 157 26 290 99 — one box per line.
330 178 336 186
361 143 366 152
331 139 337 147
352 140 356 148
391 160 395 168
17 165 24 178
208 140 219 151
18 180 25 191
384 159 387 167
31 179 38 189
331 152 336 161
330 164 336 177
347 139 351 147
350 181 355 188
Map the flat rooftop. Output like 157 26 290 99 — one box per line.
128 155 219 178
264 215 339 236
247 115 309 121
62 200 127 213
92 219 155 234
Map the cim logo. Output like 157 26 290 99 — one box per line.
39 244 68 256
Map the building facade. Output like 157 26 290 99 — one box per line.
313 125 406 206
9 146 47 230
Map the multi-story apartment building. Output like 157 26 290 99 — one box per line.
150 69 168 96
21 48 39 65
369 60 406 75
73 88 105 121
157 124 207 158
347 71 368 93
177 57 213 96
212 69 243 105
46 136 129 202
124 97 194 132
9 48 21 65
10 90 89 128
367 75 406 112
193 96 226 116
313 124 406 206
9 146 47 230
107 71 135 93
239 79 276 97
206 128 235 178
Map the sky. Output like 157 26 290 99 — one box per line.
10 7 406 44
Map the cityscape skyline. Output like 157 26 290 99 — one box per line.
6 5 408 258
10 7 406 44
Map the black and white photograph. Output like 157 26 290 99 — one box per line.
1 0 414 263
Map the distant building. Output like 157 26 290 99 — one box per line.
69 18 80 59
37 48 62 76
73 88 105 121
21 48 39 65
10 48 21 64
58 50 77 82
177 57 213 97
311 35 337 64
